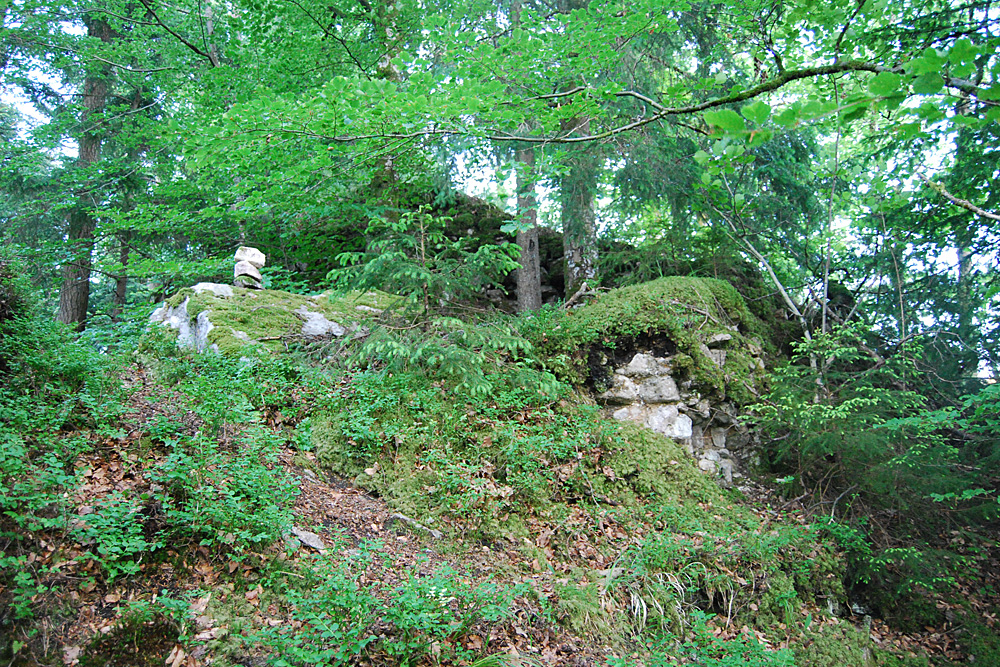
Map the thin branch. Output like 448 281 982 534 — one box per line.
918 173 1000 221
834 0 869 59
236 60 994 147
138 0 217 66
24 40 175 73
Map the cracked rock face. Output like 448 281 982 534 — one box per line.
149 297 219 353
597 349 760 486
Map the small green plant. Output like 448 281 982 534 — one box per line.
151 429 297 551
607 610 794 667
0 252 123 617
256 549 380 667
383 566 516 665
75 492 164 581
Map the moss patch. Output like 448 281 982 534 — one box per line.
794 620 874 667
604 422 719 502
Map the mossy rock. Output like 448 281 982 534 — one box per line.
530 277 769 403
152 286 402 356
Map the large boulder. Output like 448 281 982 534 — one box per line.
149 285 399 355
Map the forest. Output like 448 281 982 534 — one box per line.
1 0 999 664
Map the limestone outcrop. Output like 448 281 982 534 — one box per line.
598 349 754 484
532 277 769 485
149 284 398 355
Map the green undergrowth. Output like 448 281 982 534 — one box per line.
248 543 522 667
5 261 967 667
305 363 855 663
309 367 724 537
519 277 769 403
1 254 125 630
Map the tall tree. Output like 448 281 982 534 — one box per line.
57 17 116 329
559 126 600 297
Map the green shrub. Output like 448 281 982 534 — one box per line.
0 251 122 618
75 493 165 582
258 550 517 667
382 566 517 665
608 610 795 667
150 429 297 552
257 551 379 667
329 206 519 315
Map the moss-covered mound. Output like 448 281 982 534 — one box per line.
527 277 769 404
153 286 401 355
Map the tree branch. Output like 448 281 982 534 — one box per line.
138 0 217 66
918 173 1000 221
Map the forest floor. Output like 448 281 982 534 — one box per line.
8 363 998 667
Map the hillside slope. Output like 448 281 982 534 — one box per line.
1 273 997 667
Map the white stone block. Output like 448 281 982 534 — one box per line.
235 246 266 268
637 376 681 403
192 282 234 298
294 306 346 337
234 260 262 281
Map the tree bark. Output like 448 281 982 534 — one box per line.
368 0 402 224
515 141 541 311
110 231 131 321
57 18 114 330
560 118 599 297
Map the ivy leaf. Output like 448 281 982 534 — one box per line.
703 109 746 132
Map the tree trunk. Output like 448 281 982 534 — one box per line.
509 0 541 311
560 119 599 297
110 232 131 321
515 142 541 311
368 0 402 224
57 18 114 330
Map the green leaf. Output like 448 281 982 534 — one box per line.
907 48 947 75
948 38 979 65
912 73 943 95
869 71 902 97
842 100 869 122
747 129 773 147
693 150 711 165
774 107 799 128
703 109 746 132
740 100 770 125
